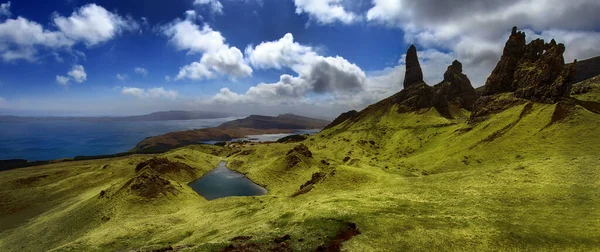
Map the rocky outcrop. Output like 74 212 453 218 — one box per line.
482 26 576 103
435 60 478 110
323 110 358 130
353 45 478 120
403 44 425 88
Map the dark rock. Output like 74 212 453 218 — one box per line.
273 234 291 243
316 222 361 252
435 60 479 110
432 89 452 118
482 26 576 103
483 27 527 95
292 172 327 197
286 144 312 158
129 172 178 199
323 110 358 130
403 44 425 88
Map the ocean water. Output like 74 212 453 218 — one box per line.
0 118 240 161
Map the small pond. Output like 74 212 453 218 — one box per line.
188 161 267 200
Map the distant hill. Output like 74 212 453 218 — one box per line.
219 114 329 129
568 56 600 84
130 114 329 153
0 110 233 122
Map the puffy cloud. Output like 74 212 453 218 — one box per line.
53 4 139 46
193 0 224 14
162 19 252 80
0 1 10 17
134 67 148 76
0 3 137 62
293 0 358 24
215 33 366 105
56 65 86 86
56 75 70 86
366 0 600 86
68 65 87 83
121 87 178 99
116 73 128 81
0 17 72 61
245 33 316 71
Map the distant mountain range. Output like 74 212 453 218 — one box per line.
131 113 330 153
0 110 234 122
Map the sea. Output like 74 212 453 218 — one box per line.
0 117 241 161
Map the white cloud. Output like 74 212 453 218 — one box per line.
116 73 128 81
165 75 172 82
293 0 358 24
0 1 11 17
0 3 137 62
365 0 600 86
193 0 224 14
214 33 366 106
121 87 178 99
53 4 139 46
134 67 148 76
56 75 70 86
162 19 252 80
68 65 87 83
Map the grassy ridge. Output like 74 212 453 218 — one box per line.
1 90 599 251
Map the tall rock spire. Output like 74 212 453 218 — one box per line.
403 44 424 88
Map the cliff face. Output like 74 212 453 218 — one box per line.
483 27 576 103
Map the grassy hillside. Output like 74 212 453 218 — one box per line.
1 81 599 251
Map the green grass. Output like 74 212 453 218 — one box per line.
1 94 600 251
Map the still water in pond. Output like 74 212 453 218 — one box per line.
188 161 267 200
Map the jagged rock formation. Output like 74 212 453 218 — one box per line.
328 45 478 125
434 60 479 110
403 44 425 88
482 26 576 103
323 110 358 130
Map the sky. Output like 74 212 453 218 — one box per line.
0 0 599 118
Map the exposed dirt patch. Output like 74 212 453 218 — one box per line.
316 222 361 252
127 172 178 199
550 101 575 125
222 235 293 252
135 157 196 175
284 155 302 169
287 144 313 158
292 172 327 197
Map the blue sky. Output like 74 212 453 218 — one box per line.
1 0 599 117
